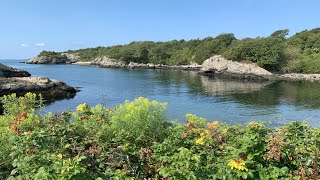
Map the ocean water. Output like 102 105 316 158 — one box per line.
2 60 320 127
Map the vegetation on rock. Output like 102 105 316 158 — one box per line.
0 93 319 179
39 51 67 60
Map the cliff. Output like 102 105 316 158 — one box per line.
27 53 80 64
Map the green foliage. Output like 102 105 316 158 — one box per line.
68 34 236 65
39 51 67 59
285 53 320 73
1 93 319 179
107 97 168 147
39 28 320 73
223 36 286 71
270 29 289 39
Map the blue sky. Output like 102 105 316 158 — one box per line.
1 0 319 59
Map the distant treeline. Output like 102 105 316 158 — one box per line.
44 28 320 73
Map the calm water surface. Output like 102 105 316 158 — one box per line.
3 60 320 127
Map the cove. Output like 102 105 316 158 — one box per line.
3 60 320 127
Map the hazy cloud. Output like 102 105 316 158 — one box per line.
35 42 45 47
20 43 30 47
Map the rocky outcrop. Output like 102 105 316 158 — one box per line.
28 55 67 64
277 73 320 81
200 55 273 79
75 56 202 71
0 63 31 77
0 77 77 103
91 56 126 68
0 64 78 114
28 53 80 64
61 53 80 62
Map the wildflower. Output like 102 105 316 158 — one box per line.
208 120 219 129
76 103 90 113
195 136 205 145
57 153 63 159
228 159 248 171
195 131 208 145
181 133 188 137
248 121 262 128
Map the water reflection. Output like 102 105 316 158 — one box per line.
2 60 320 126
152 70 320 110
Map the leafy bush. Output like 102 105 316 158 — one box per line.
0 93 319 179
223 37 286 71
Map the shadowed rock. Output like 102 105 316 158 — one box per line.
0 63 31 77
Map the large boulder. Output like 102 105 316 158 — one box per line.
0 77 77 103
0 63 31 77
201 55 273 78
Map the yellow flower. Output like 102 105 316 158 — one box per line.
195 136 205 145
76 103 89 113
57 153 63 159
228 159 248 171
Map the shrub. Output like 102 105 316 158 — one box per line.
0 93 319 179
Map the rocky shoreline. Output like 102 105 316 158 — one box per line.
0 63 78 112
0 77 77 103
28 53 320 82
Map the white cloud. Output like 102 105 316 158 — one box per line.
35 43 45 47
20 43 30 47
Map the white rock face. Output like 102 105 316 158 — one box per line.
91 56 126 67
201 55 273 77
61 53 80 61
28 56 67 64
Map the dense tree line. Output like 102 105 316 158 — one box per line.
58 28 320 72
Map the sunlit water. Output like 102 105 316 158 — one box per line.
2 60 320 127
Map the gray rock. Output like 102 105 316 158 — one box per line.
200 55 273 79
28 52 80 64
91 56 126 68
61 53 80 62
0 63 31 77
277 73 320 81
0 77 77 102
28 55 67 64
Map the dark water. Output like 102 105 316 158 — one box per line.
2 60 320 127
